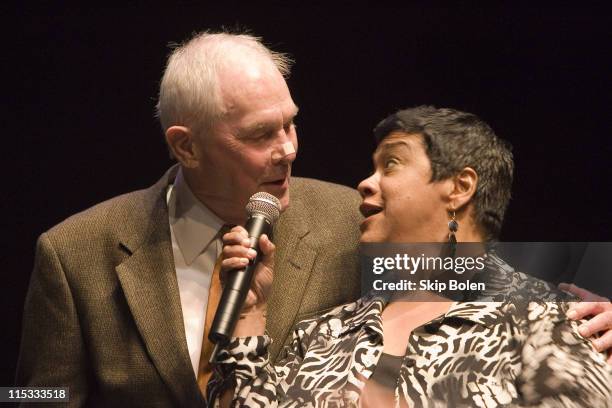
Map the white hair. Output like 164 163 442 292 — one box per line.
156 31 293 136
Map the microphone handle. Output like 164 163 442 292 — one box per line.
208 214 272 346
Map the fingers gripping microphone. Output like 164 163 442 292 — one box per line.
208 192 281 351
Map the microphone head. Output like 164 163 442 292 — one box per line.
245 192 281 224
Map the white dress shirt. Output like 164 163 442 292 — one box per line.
167 169 224 377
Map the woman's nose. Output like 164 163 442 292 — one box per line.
357 173 379 199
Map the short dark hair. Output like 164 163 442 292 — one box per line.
374 106 514 240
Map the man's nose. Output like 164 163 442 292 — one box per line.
271 133 297 165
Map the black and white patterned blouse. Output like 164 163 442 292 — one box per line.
208 254 611 407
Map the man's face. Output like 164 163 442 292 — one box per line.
192 60 298 221
357 132 451 243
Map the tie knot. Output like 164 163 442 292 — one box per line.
214 224 234 259
217 224 234 240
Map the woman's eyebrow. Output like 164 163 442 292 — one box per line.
374 140 413 162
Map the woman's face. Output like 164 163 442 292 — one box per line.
358 132 453 244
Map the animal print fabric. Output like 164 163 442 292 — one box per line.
208 254 611 407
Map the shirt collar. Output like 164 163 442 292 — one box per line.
336 294 386 339
338 252 518 339
336 294 503 341
442 301 504 327
168 168 225 265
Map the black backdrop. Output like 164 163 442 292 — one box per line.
3 5 610 385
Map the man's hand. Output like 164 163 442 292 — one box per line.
559 282 612 364
220 226 275 338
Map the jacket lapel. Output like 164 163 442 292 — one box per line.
267 192 317 359
115 167 204 407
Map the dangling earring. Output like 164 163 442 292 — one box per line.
448 210 458 257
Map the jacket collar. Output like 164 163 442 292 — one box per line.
264 179 315 358
115 165 205 407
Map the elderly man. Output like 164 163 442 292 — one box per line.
16 32 361 406
16 31 612 407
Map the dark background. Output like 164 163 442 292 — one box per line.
2 5 610 384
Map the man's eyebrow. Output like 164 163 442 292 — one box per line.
241 122 270 135
240 105 300 136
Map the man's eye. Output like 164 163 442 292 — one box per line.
249 131 273 142
284 121 296 132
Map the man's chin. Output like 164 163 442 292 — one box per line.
258 182 290 213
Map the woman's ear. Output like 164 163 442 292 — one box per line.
165 126 200 168
449 167 478 211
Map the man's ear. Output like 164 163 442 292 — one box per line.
165 126 199 168
449 167 478 211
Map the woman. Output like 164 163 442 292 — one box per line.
208 106 611 407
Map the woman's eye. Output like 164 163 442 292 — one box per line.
384 158 399 170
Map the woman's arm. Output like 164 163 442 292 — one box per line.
517 301 611 407
207 226 313 407
208 320 315 407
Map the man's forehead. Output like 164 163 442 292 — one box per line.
219 65 292 108
218 51 283 87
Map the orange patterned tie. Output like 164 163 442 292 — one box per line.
198 255 222 395
197 226 231 395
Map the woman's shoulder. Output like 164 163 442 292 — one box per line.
478 252 579 303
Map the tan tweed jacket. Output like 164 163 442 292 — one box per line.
16 166 362 407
